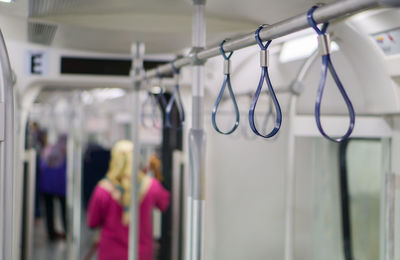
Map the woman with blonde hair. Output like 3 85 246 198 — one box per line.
87 140 170 260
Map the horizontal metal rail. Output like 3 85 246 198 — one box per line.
136 0 397 84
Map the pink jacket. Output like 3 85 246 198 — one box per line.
87 178 170 260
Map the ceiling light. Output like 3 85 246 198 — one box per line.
0 0 13 3
92 88 125 101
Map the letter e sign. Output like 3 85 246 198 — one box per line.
25 50 49 76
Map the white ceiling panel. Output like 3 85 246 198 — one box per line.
2 0 340 53
27 0 337 23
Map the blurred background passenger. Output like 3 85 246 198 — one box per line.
83 142 111 209
27 122 48 219
87 140 170 260
39 134 68 241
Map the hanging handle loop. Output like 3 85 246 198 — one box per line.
249 25 282 138
140 91 159 129
165 61 185 129
307 6 355 143
155 69 168 109
261 98 274 134
152 70 168 129
211 39 240 135
154 90 167 129
242 94 258 140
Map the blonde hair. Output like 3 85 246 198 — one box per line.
104 140 135 224
102 140 154 225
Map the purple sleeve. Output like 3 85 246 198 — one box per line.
153 180 170 212
87 185 109 228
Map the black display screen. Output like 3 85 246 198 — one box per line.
60 56 172 77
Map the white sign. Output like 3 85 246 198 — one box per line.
25 50 49 76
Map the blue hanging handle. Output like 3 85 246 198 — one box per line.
261 98 274 134
141 91 158 129
241 94 258 140
165 62 185 130
249 25 282 138
307 6 355 143
155 70 168 108
155 90 167 129
211 39 240 135
153 70 168 129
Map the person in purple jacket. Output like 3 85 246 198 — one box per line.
39 134 67 241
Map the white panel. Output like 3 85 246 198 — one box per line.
205 122 289 260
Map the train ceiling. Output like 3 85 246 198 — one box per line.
1 0 336 53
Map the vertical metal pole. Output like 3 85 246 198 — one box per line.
13 88 22 260
172 150 184 260
66 134 74 260
74 146 83 260
185 179 193 260
0 30 15 260
128 42 145 260
74 103 83 260
66 97 84 260
188 1 206 260
284 95 296 260
24 149 36 260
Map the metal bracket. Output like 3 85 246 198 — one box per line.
260 49 269 67
318 34 331 56
189 47 206 66
223 60 231 75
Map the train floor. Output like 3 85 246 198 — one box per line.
33 207 96 260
